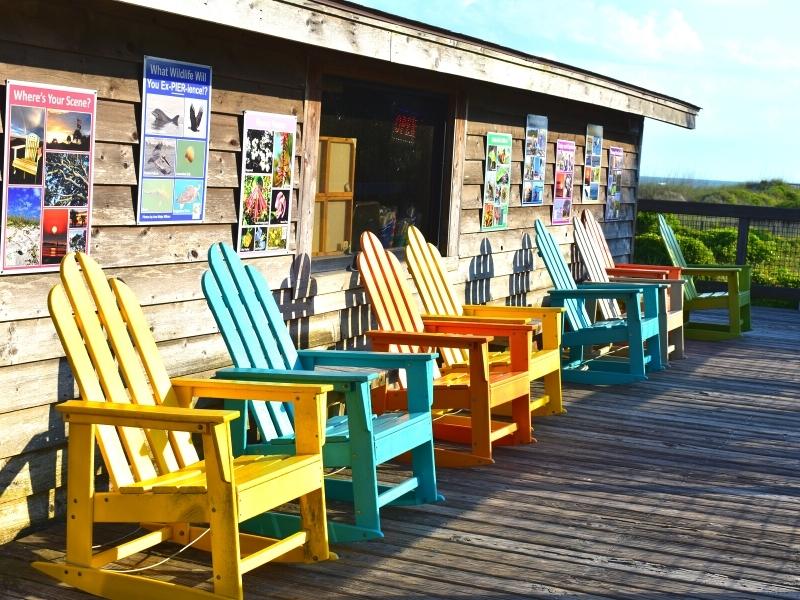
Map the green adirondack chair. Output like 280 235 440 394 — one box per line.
658 214 752 340
535 219 665 384
202 243 442 543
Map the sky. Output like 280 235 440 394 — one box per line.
352 0 799 183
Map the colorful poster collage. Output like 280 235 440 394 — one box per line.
582 124 603 201
606 146 624 221
137 56 211 224
237 111 296 255
522 114 547 206
2 81 96 273
482 132 512 231
552 139 575 225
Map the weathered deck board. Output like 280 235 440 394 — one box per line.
2 306 799 599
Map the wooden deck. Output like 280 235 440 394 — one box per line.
3 306 799 599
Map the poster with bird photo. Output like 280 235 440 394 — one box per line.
237 111 296 255
136 56 211 224
1 80 96 274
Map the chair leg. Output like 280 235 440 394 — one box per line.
629 331 646 379
672 326 686 359
469 391 493 462
741 301 752 332
511 394 533 445
729 297 742 336
347 439 382 536
534 370 564 416
410 439 442 503
298 488 331 562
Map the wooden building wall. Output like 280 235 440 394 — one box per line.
0 1 642 543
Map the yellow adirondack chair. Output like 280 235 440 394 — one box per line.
33 252 335 600
405 225 565 417
12 132 41 177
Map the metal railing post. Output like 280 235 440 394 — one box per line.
736 217 750 265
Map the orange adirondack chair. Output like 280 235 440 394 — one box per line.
575 210 685 359
404 225 564 417
358 231 535 467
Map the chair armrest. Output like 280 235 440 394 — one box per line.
606 267 668 279
610 277 685 312
548 287 643 301
421 312 530 324
614 263 682 279
215 366 377 386
422 318 538 336
56 399 237 433
171 376 333 406
367 329 492 350
296 349 438 371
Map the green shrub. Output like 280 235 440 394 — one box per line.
675 235 716 264
633 233 670 264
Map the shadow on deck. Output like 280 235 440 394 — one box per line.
2 307 799 599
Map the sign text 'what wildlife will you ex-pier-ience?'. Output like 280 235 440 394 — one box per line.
136 56 212 225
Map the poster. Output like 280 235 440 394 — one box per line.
237 111 296 255
2 80 96 273
481 132 512 231
522 114 547 206
582 123 603 201
552 139 575 225
137 56 212 224
606 146 624 221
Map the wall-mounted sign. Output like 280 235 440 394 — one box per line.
481 132 512 231
606 146 624 220
582 123 603 201
136 56 212 224
552 139 575 225
522 114 547 206
237 111 296 255
2 80 96 273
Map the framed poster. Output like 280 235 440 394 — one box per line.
606 146 624 220
136 56 212 224
552 139 575 225
481 132 512 231
582 123 603 201
2 80 96 273
237 111 296 255
522 114 547 206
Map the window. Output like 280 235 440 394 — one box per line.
314 76 449 256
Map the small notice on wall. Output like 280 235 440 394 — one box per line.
522 115 547 206
552 139 575 225
481 132 512 231
237 111 296 255
2 80 97 273
582 124 603 201
137 56 212 224
606 146 624 221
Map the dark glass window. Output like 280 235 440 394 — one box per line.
316 76 449 255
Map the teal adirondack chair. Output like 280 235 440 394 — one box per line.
658 214 752 340
202 243 442 543
535 219 665 384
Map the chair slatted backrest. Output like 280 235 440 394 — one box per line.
658 214 699 300
581 210 616 271
24 133 40 161
534 219 592 331
49 253 199 489
202 243 297 440
405 226 468 367
573 215 623 320
357 231 436 358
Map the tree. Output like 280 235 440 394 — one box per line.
45 154 89 206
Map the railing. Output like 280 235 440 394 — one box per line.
637 199 800 301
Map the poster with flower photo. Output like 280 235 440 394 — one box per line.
605 146 624 221
522 114 547 206
582 123 603 202
552 139 575 225
481 132 512 231
137 56 212 224
2 80 96 273
237 111 295 255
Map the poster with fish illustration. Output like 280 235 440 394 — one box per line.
582 123 603 202
605 146 624 221
237 111 296 255
522 114 547 206
552 139 575 225
1 80 97 274
481 132 512 231
136 56 211 224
